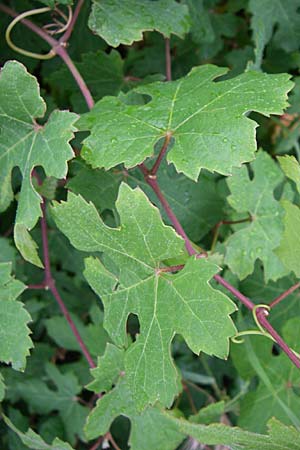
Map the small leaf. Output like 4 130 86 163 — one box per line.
88 0 191 47
14 224 43 268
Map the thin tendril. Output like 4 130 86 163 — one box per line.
252 304 271 334
231 304 300 360
231 330 271 344
46 5 73 35
5 7 55 60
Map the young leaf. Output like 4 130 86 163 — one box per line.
3 415 74 450
0 61 77 266
78 65 292 180
225 151 288 281
52 183 236 409
88 0 191 47
0 263 32 371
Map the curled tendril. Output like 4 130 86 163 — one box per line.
231 330 271 344
252 303 271 333
43 5 73 35
231 303 300 360
5 5 72 60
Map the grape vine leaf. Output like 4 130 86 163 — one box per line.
0 61 77 266
0 262 33 371
3 415 74 450
249 0 300 69
88 0 190 47
224 151 288 281
238 318 300 433
86 345 300 450
52 183 236 409
78 65 292 181
276 155 300 276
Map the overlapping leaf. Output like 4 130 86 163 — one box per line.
0 263 32 371
78 65 292 181
88 0 190 47
52 183 236 409
225 151 288 281
0 61 77 266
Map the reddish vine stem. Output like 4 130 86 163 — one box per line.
89 436 103 450
33 198 96 369
0 3 94 110
256 308 300 368
139 164 300 368
149 132 172 175
107 432 122 450
59 0 84 43
165 37 172 81
140 163 198 256
269 281 300 308
29 194 96 368
211 215 252 252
